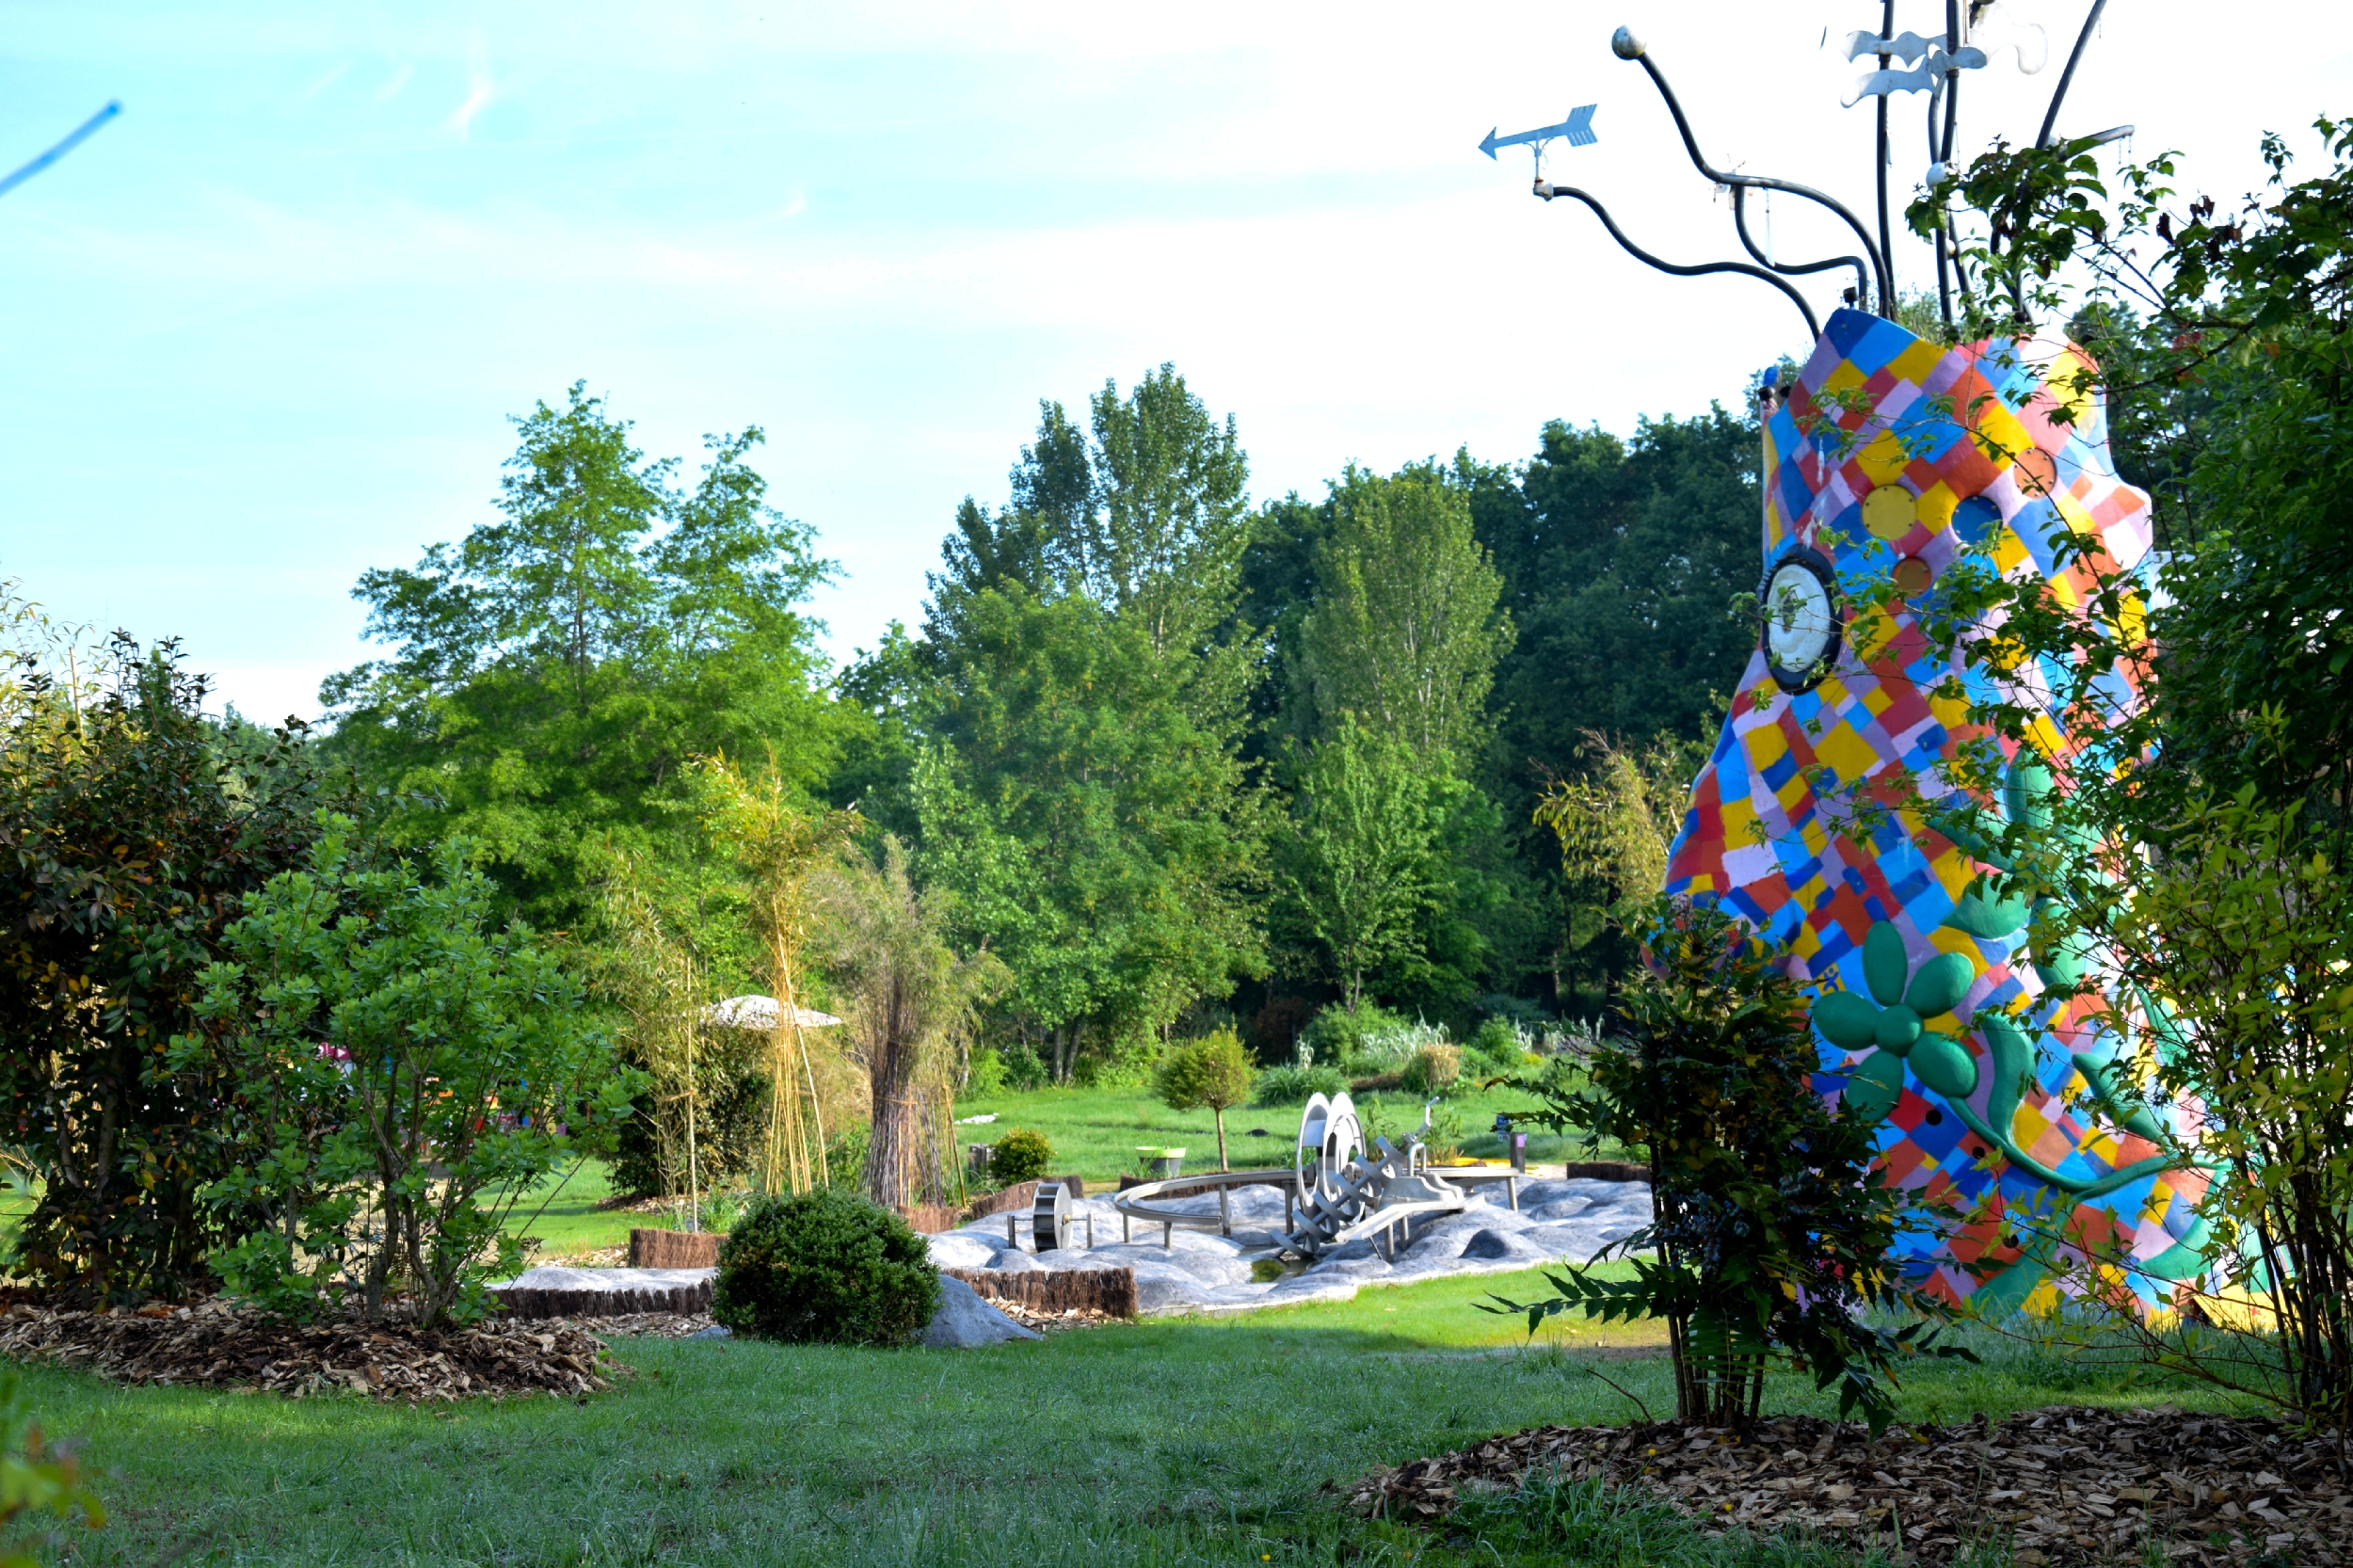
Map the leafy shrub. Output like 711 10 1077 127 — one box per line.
1000 1041 1050 1092
192 820 637 1326
1154 1029 1255 1169
711 1187 939 1346
1253 1064 1348 1106
824 1124 870 1188
0 632 333 1303
1298 1000 1403 1070
1401 1041 1463 1097
1075 1034 1162 1090
1489 900 1968 1432
1466 1016 1532 1068
990 1128 1053 1184
1361 1017 1450 1071
964 1048 1009 1098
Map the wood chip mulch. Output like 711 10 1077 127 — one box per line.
1348 1405 2352 1564
990 1301 1123 1335
0 1299 613 1401
532 1311 718 1339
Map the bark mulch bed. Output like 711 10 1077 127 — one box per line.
1349 1405 2351 1564
0 1299 613 1401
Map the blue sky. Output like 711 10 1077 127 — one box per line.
3 1 2346 723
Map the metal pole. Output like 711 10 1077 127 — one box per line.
1876 0 1895 312
1934 0 1961 330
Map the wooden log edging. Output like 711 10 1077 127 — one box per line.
630 1228 722 1269
1559 1161 1650 1184
494 1280 712 1320
944 1267 1137 1320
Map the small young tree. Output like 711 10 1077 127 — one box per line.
1281 715 1435 1009
190 821 638 1326
1489 901 1967 1432
1155 1029 1255 1171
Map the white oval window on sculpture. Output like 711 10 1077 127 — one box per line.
1758 546 1841 692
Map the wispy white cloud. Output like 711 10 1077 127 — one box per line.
446 46 495 138
373 61 412 104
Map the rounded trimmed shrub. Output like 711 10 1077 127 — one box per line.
989 1128 1053 1185
710 1186 939 1347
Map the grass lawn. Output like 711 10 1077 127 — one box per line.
6 1265 2249 1567
954 1079 1631 1189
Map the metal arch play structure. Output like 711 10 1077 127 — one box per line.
1477 6 2206 1312
1103 1092 1522 1260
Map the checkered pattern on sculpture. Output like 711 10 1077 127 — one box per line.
1662 308 2205 1314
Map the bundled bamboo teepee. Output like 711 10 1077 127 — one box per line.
694 751 862 1199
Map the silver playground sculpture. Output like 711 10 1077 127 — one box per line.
1083 1092 1522 1262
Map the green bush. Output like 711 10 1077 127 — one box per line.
1297 1000 1402 1070
1465 1016 1530 1068
964 1048 1009 1098
1000 1042 1050 1092
1253 1064 1348 1106
710 1187 939 1347
824 1124 870 1188
990 1128 1053 1185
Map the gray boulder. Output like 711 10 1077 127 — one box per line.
920 1273 1043 1348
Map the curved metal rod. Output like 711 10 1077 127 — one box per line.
1731 184 1870 305
2037 0 2109 148
1624 46 1891 314
1538 181 1821 341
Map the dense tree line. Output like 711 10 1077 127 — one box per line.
294 366 1765 1085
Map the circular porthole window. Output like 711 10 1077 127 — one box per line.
1757 545 1842 692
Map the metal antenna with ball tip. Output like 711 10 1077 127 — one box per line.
0 101 121 200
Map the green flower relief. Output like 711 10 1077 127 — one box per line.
1811 920 1979 1116
1810 918 2195 1217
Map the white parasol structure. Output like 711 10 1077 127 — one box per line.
702 995 842 1032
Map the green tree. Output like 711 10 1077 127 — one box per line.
1477 412 1758 1006
1280 714 1437 1010
1287 462 1513 761
0 618 331 1303
897 373 1267 1077
1154 1029 1255 1171
322 383 855 931
1884 116 2353 1433
910 590 1264 1076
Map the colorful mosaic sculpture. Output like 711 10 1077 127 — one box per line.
1663 307 2204 1314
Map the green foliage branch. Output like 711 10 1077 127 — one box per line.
0 1369 104 1567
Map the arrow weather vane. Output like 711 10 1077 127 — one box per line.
1479 104 1598 173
